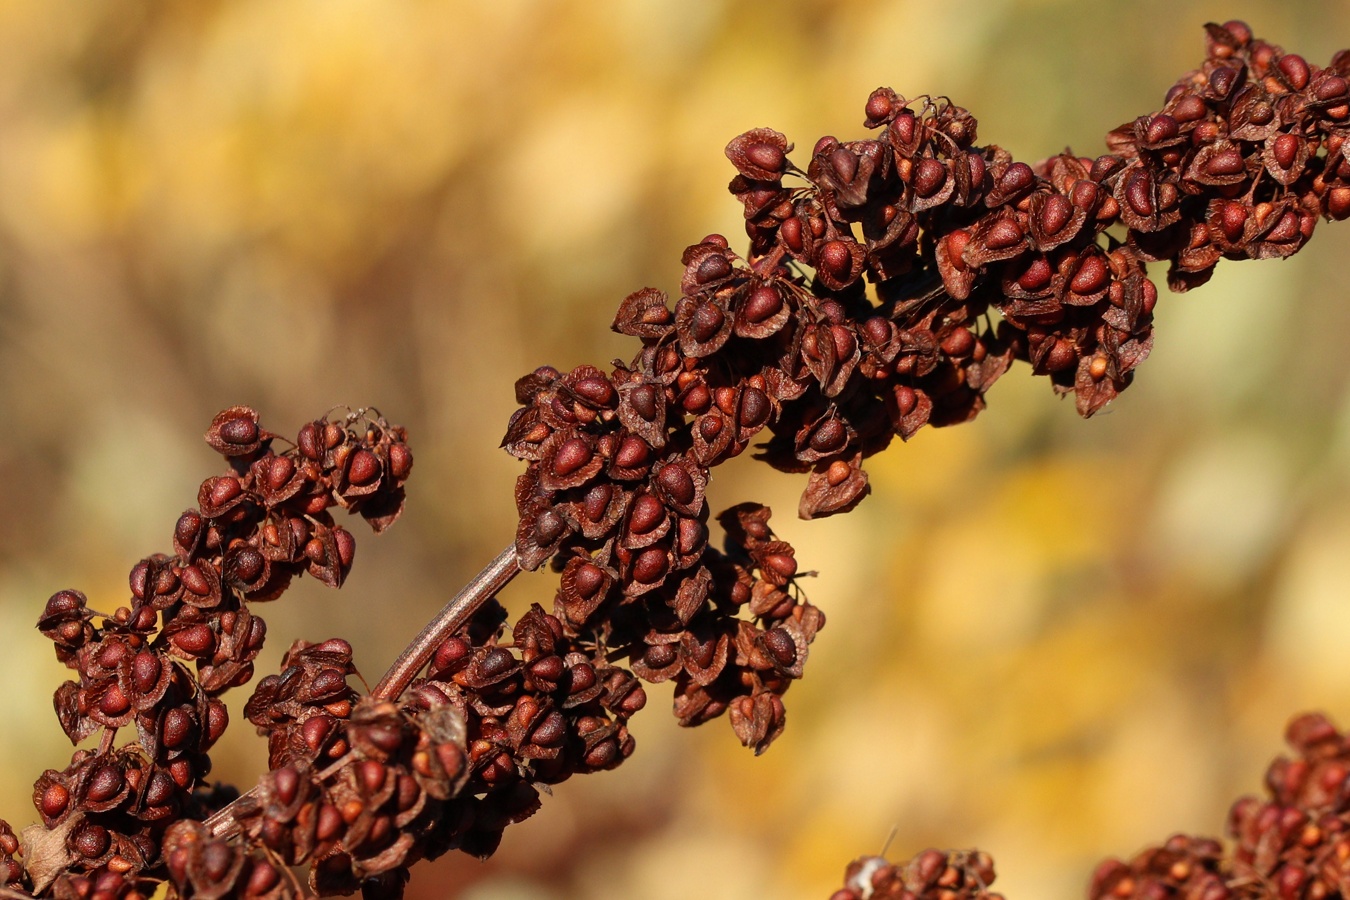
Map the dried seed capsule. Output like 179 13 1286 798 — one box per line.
657 462 697 506
631 548 669 584
742 285 783 323
347 448 380 485
628 494 666 535
40 782 70 819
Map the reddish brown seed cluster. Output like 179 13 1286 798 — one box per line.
1087 712 1350 900
6 19 1350 900
1088 834 1228 900
214 602 651 895
831 848 1003 900
8 406 411 898
503 18 1350 766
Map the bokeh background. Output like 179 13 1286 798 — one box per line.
3 1 1350 897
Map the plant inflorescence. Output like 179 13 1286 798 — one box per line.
1 18 1347 900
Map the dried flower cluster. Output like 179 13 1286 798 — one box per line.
831 849 1003 900
1 18 1348 900
1084 712 1350 900
501 15 1350 768
826 712 1350 900
8 407 412 898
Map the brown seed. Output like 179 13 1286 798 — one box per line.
552 437 594 477
1272 133 1300 169
99 684 130 717
999 162 1034 195
531 711 567 747
567 662 597 694
1205 147 1246 176
691 302 734 345
826 459 852 486
865 90 893 122
819 240 853 280
629 384 659 420
829 146 858 183
739 388 771 428
615 436 651 470
762 552 797 579
218 415 259 446
265 455 296 491
657 463 697 506
1327 187 1350 220
228 547 265 585
1171 94 1207 122
1317 75 1349 101
780 216 804 252
162 708 194 748
912 157 947 197
73 824 110 860
1017 256 1053 292
1125 172 1154 216
140 773 173 809
677 517 706 555
742 285 783 323
248 861 282 895
1209 66 1239 98
41 783 70 819
347 449 380 485
316 804 345 842
206 476 242 508
746 142 785 173
983 217 1023 250
1278 53 1310 91
714 386 738 415
695 254 731 284
940 328 975 357
1144 113 1178 145
206 699 228 744
480 647 517 681
632 548 669 584
830 324 857 360
644 643 677 668
1089 355 1110 380
573 376 615 408
1069 180 1098 211
629 494 666 534
173 623 215 656
809 419 847 453
763 628 797 667
1070 255 1109 295
181 564 210 597
388 442 413 480
1045 340 1077 372
1038 194 1073 235
572 563 606 598
132 650 162 694
681 382 711 415
893 385 918 416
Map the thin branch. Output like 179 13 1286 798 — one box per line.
203 543 521 840
372 543 521 700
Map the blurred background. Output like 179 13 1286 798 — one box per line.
3 1 1350 897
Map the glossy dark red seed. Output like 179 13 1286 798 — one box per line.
552 438 593 477
657 463 696 505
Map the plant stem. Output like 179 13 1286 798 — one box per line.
204 542 521 840
372 543 521 700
